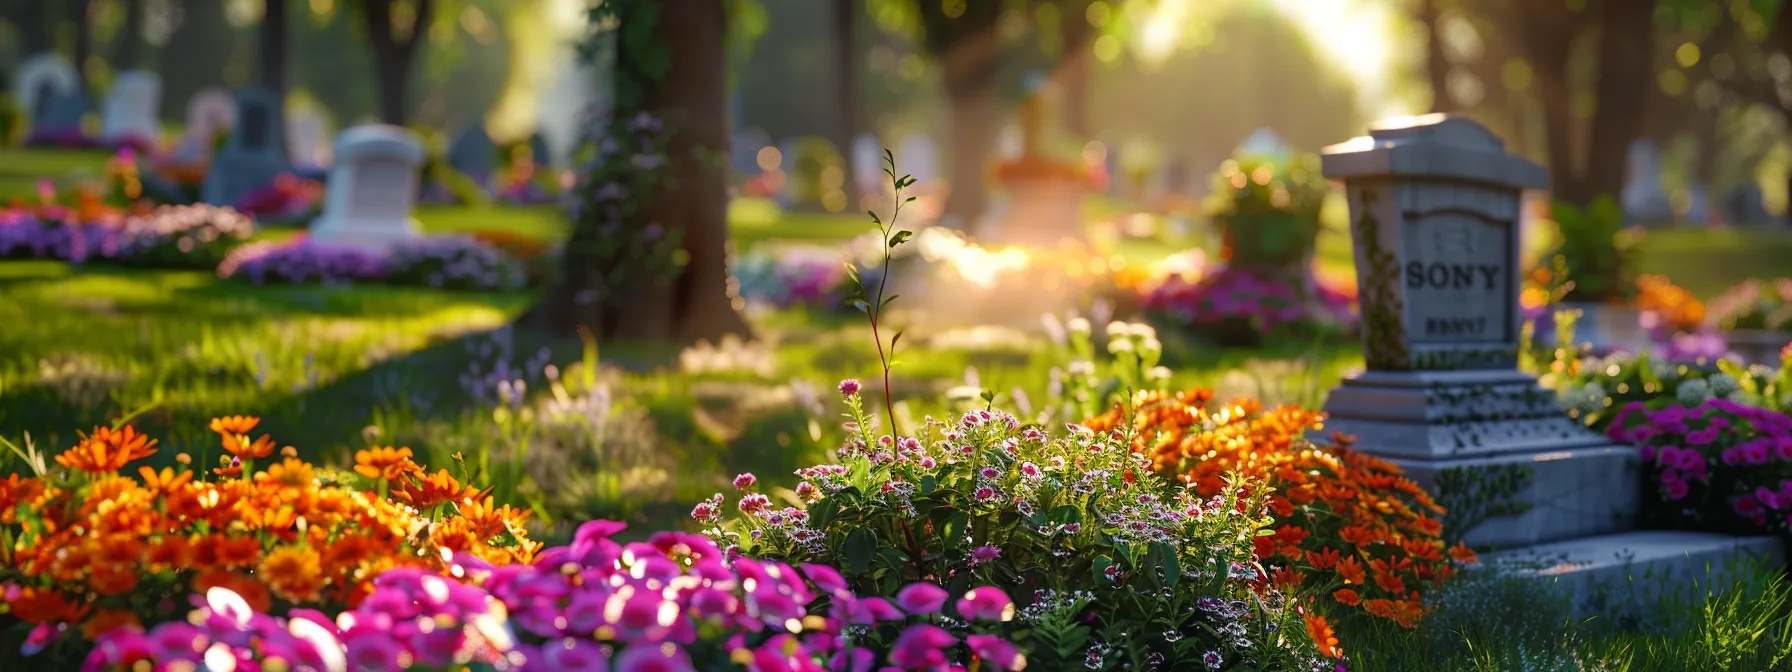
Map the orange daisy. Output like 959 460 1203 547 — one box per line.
55 426 158 474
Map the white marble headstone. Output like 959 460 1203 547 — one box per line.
286 104 332 170
100 71 161 147
175 88 236 162
851 133 882 195
13 53 79 125
895 134 939 184
308 124 426 252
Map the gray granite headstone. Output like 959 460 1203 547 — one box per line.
447 126 496 182
35 90 87 133
1317 114 1638 549
13 53 79 127
1621 140 1674 226
201 85 291 206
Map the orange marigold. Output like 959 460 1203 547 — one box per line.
1086 390 1454 626
1304 611 1342 658
209 415 261 437
1332 588 1361 606
55 426 158 474
354 446 420 481
10 587 91 625
260 545 326 602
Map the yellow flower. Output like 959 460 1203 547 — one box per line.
260 545 326 603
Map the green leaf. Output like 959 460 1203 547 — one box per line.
850 300 871 314
890 230 913 247
1093 556 1113 584
1048 505 1081 526
971 514 990 548
845 528 877 576
920 475 937 494
881 295 901 309
1152 541 1180 588
939 509 971 550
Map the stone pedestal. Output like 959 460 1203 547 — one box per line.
981 178 1088 248
307 125 425 253
1316 114 1781 612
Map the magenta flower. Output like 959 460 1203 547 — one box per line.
955 587 1014 622
612 642 694 672
801 563 849 596
839 379 862 397
965 634 1026 671
969 545 1001 565
887 624 958 670
894 582 949 615
733 473 758 490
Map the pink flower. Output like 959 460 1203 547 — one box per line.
848 597 905 624
955 587 1015 622
974 486 996 501
969 545 1001 565
895 582 949 615
1019 462 1041 478
540 638 611 672
839 379 861 397
691 502 717 522
1735 495 1765 519
795 481 819 500
733 473 758 490
888 624 957 669
966 635 1026 671
739 493 771 514
1664 479 1691 501
978 467 1001 480
613 642 694 672
801 563 849 596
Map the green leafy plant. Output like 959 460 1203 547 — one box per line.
840 149 915 438
1544 197 1638 304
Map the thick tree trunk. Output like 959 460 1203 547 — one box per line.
69 0 94 90
362 0 432 125
522 0 748 345
113 0 148 69
1517 0 1584 204
833 0 859 204
1578 0 1657 207
941 83 1002 230
159 0 230 120
16 0 55 55
260 0 289 98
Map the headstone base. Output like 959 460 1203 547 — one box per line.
1371 448 1637 550
1481 530 1784 618
308 217 420 253
1320 370 1603 460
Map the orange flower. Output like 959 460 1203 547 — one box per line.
1449 542 1478 564
1337 524 1377 548
1306 547 1340 570
354 447 420 481
256 458 317 489
260 545 326 602
138 466 193 492
87 567 139 596
1335 556 1366 585
10 587 91 625
1373 571 1406 594
209 416 261 437
80 608 142 641
213 535 262 568
222 433 276 460
1266 495 1295 517
1270 566 1303 592
55 426 158 473
394 469 472 510
1332 588 1361 606
147 535 196 570
1304 611 1342 658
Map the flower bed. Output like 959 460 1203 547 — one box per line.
1608 399 1792 536
733 244 850 310
705 382 1339 669
234 173 324 227
24 127 100 149
1143 265 1357 344
217 234 527 291
78 519 1032 672
1085 391 1471 628
1 417 539 662
0 204 253 268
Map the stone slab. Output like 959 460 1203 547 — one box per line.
1320 371 1607 459
1480 530 1784 619
1374 447 1638 549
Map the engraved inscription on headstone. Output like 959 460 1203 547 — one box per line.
1400 212 1513 344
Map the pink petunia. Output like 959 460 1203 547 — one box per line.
895 583 949 615
965 634 1027 671
887 624 958 670
955 587 1015 622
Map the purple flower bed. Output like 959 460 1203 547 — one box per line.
102 133 160 156
83 520 1029 672
0 205 253 268
24 127 100 149
1144 265 1356 343
1609 399 1792 535
218 234 526 291
733 245 851 310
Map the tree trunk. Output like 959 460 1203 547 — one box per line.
522 0 749 345
833 0 859 205
69 0 94 91
113 0 148 69
1516 0 1584 204
362 0 432 125
159 0 230 121
16 0 55 55
1056 4 1095 137
260 0 289 98
1422 0 1455 113
941 82 1001 230
1577 0 1658 207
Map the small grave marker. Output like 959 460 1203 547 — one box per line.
308 124 426 252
